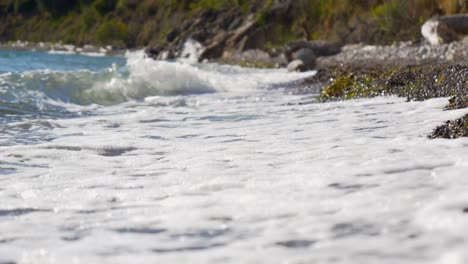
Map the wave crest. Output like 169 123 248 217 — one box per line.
0 51 315 109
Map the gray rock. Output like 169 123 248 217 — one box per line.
287 60 306 72
290 48 316 69
422 14 468 45
285 40 342 59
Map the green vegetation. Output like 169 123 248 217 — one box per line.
189 0 244 11
95 18 129 47
319 74 382 101
316 63 468 102
0 0 466 49
446 95 468 110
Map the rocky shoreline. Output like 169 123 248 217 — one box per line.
2 37 467 139
298 39 468 139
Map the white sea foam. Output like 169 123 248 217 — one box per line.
421 19 443 45
109 50 313 94
0 54 467 263
82 50 314 103
179 38 205 63
0 51 314 106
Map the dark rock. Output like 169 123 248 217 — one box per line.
190 30 210 44
146 47 160 59
166 29 180 42
429 114 468 139
149 10 265 62
290 48 316 70
284 40 341 61
145 6 342 67
446 95 468 110
422 14 468 45
309 41 342 57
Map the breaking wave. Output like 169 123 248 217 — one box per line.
0 51 314 116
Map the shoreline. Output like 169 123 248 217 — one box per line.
2 39 467 138
299 40 468 139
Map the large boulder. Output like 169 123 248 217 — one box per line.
289 48 316 70
284 40 342 59
283 40 342 71
422 14 468 45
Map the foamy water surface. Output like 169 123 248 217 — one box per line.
0 50 467 264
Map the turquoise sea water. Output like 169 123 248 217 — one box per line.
0 50 126 73
0 51 127 122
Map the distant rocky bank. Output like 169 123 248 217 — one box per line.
143 6 344 71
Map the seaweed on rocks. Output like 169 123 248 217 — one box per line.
446 95 468 110
429 114 468 139
304 62 468 102
300 59 468 139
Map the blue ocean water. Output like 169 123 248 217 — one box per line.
0 51 128 120
0 50 126 73
0 49 312 145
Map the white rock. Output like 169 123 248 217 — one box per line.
287 60 305 72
